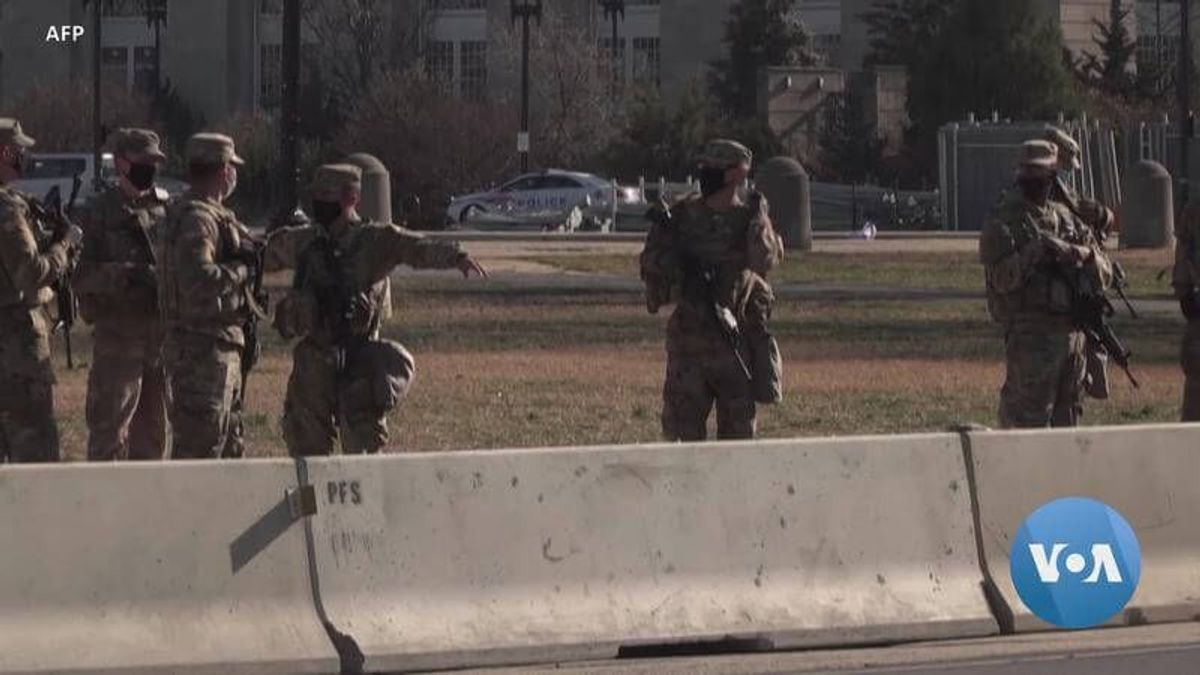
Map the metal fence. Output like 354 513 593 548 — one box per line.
938 116 1121 231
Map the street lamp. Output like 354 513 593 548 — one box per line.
511 0 543 173
1181 0 1193 208
599 0 625 95
274 0 302 231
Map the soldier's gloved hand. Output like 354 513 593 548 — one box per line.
1182 292 1200 321
231 263 251 284
59 224 84 248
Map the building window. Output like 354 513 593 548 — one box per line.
259 43 283 109
260 0 283 15
425 41 455 93
133 46 157 93
425 0 487 10
1137 34 1179 77
813 34 840 61
631 37 660 88
598 37 626 94
101 0 144 17
101 47 129 88
460 40 488 101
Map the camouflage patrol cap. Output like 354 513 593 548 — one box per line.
185 132 244 166
1044 127 1082 170
309 163 362 198
0 118 35 148
696 139 753 168
110 127 167 163
1017 140 1058 175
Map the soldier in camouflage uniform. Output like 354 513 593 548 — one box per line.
640 139 784 441
980 140 1113 428
1173 201 1200 420
265 164 486 456
0 118 83 462
75 129 170 460
157 133 258 459
1044 127 1118 400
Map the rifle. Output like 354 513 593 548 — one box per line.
229 235 269 378
649 202 753 382
27 178 82 368
1043 245 1140 389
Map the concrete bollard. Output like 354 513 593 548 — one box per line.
756 156 812 251
1120 160 1173 249
345 153 393 224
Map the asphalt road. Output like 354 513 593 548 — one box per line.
461 623 1200 674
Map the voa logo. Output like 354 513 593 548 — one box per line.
1010 497 1141 629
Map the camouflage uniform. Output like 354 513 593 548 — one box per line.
640 140 785 441
0 119 67 462
1173 202 1200 421
157 133 254 459
1045 127 1118 400
266 164 469 456
75 129 169 461
980 140 1112 429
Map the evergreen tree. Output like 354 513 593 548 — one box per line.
818 88 884 184
708 0 818 119
1077 0 1140 99
860 0 954 69
907 0 1077 175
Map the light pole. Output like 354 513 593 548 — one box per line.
1182 0 1192 207
599 0 624 95
275 0 302 230
91 0 102 193
511 0 542 173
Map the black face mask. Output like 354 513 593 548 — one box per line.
698 166 729 198
10 151 26 177
127 162 157 191
311 200 342 227
1017 175 1053 203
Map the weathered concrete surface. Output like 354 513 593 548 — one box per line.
305 435 997 672
464 622 1200 674
0 461 337 674
967 424 1200 633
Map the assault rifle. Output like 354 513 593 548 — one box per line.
1042 238 1140 389
647 202 752 382
27 176 82 368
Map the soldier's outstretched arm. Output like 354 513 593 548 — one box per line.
0 193 70 296
176 210 247 301
370 224 486 279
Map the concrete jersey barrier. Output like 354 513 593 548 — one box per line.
0 461 337 674
304 434 997 672
966 424 1200 633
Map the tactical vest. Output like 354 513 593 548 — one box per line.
157 195 247 333
77 186 166 323
293 228 389 349
672 196 756 309
985 197 1094 324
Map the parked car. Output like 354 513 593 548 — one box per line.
11 152 116 207
447 169 643 231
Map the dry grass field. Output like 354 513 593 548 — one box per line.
50 245 1186 460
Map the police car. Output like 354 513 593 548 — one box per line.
447 169 642 230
